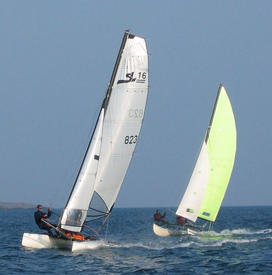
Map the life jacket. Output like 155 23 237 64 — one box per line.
177 216 185 224
72 235 86 241
154 213 163 221
66 232 86 241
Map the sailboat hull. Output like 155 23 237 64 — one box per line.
153 223 189 237
22 233 104 251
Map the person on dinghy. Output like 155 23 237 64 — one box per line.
154 210 167 224
175 215 187 226
34 204 54 236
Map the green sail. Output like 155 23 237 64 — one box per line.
198 85 237 222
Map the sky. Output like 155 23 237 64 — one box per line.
0 1 271 208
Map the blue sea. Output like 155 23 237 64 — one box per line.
1 206 272 274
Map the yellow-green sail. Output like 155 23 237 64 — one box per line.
198 85 237 222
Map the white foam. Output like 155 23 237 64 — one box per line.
72 239 106 251
75 228 272 251
105 239 196 250
196 228 272 237
197 238 259 247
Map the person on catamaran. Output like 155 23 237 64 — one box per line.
175 215 187 226
154 209 166 223
34 204 54 236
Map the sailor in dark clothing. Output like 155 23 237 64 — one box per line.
34 204 53 235
154 209 166 223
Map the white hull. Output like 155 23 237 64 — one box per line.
153 223 189 237
22 233 104 251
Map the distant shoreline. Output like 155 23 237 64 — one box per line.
1 203 272 210
0 202 34 209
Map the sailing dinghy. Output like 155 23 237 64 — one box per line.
22 30 149 251
153 85 236 237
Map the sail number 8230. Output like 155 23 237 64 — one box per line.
124 135 138 144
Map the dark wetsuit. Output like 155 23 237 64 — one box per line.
34 209 52 234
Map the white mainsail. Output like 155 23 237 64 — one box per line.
60 31 149 232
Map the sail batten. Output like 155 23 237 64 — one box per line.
60 31 148 232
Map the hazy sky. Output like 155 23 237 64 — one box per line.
0 1 271 208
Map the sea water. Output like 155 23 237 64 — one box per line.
0 206 272 274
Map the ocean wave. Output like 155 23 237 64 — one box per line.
104 232 272 251
194 228 272 237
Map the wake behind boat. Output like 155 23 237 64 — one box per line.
153 85 237 237
22 30 149 251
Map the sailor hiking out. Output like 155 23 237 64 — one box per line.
34 204 54 236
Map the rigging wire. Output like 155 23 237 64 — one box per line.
104 215 110 241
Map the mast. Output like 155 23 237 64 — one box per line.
102 30 130 111
205 84 223 143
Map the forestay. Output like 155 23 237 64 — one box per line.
60 31 149 232
176 85 236 223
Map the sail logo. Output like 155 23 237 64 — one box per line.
186 208 194 214
117 72 136 84
202 211 210 217
136 71 147 84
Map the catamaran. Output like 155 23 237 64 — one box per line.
153 85 237 237
22 30 149 251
